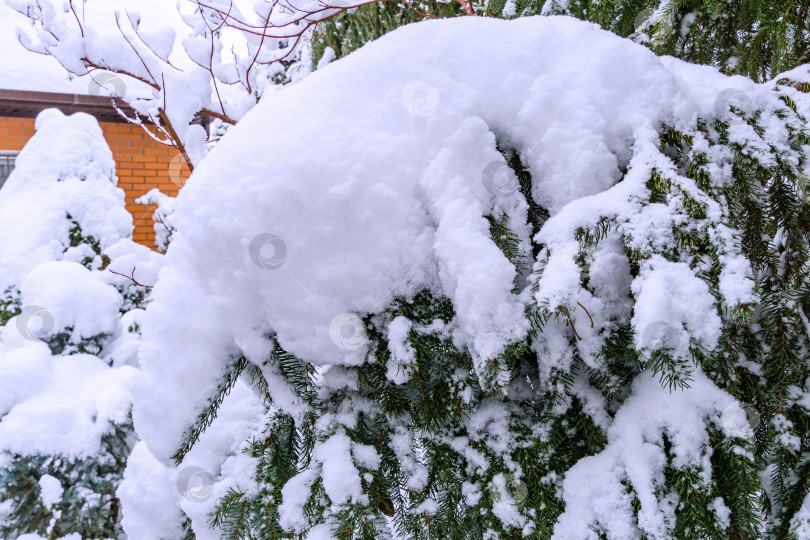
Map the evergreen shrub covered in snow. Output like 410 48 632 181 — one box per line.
0 110 159 539
122 16 810 540
0 110 132 325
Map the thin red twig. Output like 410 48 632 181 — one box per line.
69 0 84 37
109 266 155 288
402 0 440 19
156 212 173 234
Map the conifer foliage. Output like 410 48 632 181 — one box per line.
550 0 810 81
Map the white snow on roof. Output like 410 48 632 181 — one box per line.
0 1 187 96
0 4 90 94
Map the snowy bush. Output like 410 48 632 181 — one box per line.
0 110 160 539
0 109 132 324
119 16 810 540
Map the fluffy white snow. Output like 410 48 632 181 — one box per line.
773 63 810 119
37 474 63 508
118 381 266 540
0 339 138 457
386 316 415 384
791 494 810 539
21 261 123 342
117 442 186 540
553 370 737 539
631 255 722 360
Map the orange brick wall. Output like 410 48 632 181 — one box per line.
0 115 189 247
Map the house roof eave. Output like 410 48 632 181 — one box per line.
0 89 136 123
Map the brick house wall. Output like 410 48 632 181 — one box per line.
0 91 191 247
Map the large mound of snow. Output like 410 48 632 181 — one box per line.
20 261 123 342
0 342 136 457
134 15 778 461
